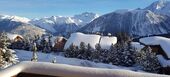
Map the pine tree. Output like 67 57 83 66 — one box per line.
91 43 101 62
135 46 161 73
86 43 93 60
108 43 121 65
79 42 86 59
65 43 79 58
0 32 18 68
31 43 38 62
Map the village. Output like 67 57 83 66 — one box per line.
0 31 170 77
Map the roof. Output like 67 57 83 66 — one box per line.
64 32 117 49
140 36 170 58
7 33 23 40
131 42 144 51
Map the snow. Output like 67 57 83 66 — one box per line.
140 36 170 59
10 16 30 23
114 9 130 14
0 15 30 23
100 36 117 49
64 32 101 49
0 50 168 77
15 49 131 70
0 61 169 77
7 33 23 41
157 55 170 67
30 12 98 33
64 32 117 50
131 42 144 51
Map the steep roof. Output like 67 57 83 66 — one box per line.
140 36 170 58
7 33 23 40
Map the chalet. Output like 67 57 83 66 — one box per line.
64 32 117 50
139 36 170 74
52 36 67 51
7 33 24 42
7 33 25 49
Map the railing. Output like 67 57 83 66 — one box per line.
0 61 169 77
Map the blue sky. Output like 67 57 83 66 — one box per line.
0 0 159 18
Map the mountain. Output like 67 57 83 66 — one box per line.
79 9 170 37
30 12 99 35
79 1 170 37
145 0 170 16
0 15 46 37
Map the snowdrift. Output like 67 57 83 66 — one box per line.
64 32 117 49
0 61 169 77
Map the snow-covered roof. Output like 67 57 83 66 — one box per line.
140 36 170 58
7 33 23 40
157 55 170 67
64 32 117 49
100 36 117 49
64 32 101 49
131 42 145 51
0 61 168 77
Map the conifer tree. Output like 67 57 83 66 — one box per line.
135 46 161 73
31 43 38 62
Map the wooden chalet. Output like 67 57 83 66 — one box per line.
139 36 170 74
52 37 67 51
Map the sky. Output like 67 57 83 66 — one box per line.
0 0 160 18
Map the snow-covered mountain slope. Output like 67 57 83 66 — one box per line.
0 15 46 37
30 12 99 35
0 15 30 23
79 10 170 37
145 0 170 16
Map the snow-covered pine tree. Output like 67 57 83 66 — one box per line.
78 42 87 59
108 43 121 65
65 43 79 58
86 43 93 60
135 46 161 73
31 43 38 62
23 36 31 51
0 32 18 68
91 43 102 62
119 42 135 66
47 34 53 52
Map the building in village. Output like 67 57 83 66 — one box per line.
64 32 117 50
7 33 24 49
52 36 67 51
139 36 170 74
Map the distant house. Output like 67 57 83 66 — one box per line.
64 32 117 50
52 36 67 51
140 36 170 74
7 33 24 49
139 36 170 59
7 33 24 42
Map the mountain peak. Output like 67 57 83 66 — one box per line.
144 0 170 16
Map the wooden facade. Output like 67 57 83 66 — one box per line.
52 37 67 51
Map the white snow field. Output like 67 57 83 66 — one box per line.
15 49 130 69
0 61 169 77
64 32 117 50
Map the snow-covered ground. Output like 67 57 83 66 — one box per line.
0 49 168 77
15 49 134 70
